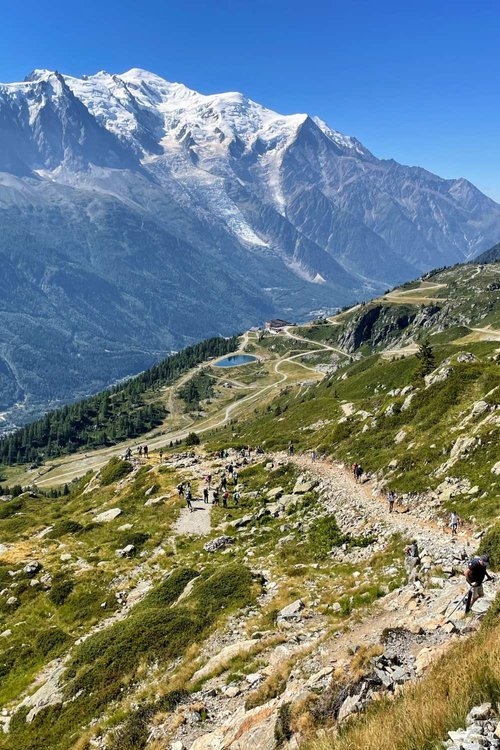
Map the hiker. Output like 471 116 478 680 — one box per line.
205 473 212 490
463 555 494 613
449 511 459 535
138 445 143 456
233 490 240 507
288 441 294 456
203 486 209 504
185 487 193 512
227 463 234 475
404 540 421 583
125 447 132 461
387 489 395 513
220 474 227 490
177 482 184 498
143 445 148 458
311 450 317 463
159 449 163 462
232 470 238 485
222 489 229 508
212 487 220 506
353 463 363 482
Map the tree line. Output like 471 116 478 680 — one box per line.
0 336 238 466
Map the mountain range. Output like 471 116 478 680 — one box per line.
1 67 500 430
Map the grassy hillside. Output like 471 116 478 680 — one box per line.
0 261 499 750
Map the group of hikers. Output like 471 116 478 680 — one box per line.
120 441 494 617
176 462 241 512
124 445 150 461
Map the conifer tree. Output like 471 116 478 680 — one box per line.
415 339 435 379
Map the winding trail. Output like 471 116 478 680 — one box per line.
289 453 476 556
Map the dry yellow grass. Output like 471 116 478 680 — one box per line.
305 621 500 750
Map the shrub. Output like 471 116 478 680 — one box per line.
145 568 199 608
193 563 254 617
100 457 133 485
48 576 75 606
308 516 346 560
108 705 153 750
185 431 201 446
155 689 190 712
274 703 293 745
48 520 83 538
0 498 22 518
35 628 70 658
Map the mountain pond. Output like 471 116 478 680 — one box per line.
213 354 258 368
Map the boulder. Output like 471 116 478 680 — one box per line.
116 544 136 558
338 690 364 721
401 393 415 411
224 685 241 698
277 599 304 621
466 703 493 723
293 480 318 494
425 366 452 388
23 561 42 577
267 487 284 500
94 508 122 523
491 461 500 476
471 400 489 417
246 672 263 685
145 496 164 507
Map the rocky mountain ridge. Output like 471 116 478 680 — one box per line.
1 69 500 429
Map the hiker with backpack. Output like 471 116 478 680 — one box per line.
463 554 494 613
185 486 193 512
203 486 209 504
387 489 396 513
404 540 421 583
449 511 460 535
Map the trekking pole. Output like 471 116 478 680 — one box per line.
446 586 472 619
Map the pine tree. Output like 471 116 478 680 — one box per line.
415 339 435 379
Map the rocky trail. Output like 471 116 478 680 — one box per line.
147 450 498 750
3 448 497 749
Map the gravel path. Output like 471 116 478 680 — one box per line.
173 500 212 536
290 454 476 560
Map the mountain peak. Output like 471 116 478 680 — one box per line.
24 68 59 83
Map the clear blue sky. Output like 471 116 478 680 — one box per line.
2 0 500 200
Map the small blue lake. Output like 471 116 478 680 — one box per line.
214 354 258 368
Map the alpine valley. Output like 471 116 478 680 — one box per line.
1 68 500 429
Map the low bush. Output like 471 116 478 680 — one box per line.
100 457 133 486
34 628 70 658
48 576 75 606
48 520 83 538
308 517 346 560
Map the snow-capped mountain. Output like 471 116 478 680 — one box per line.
1 68 499 428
